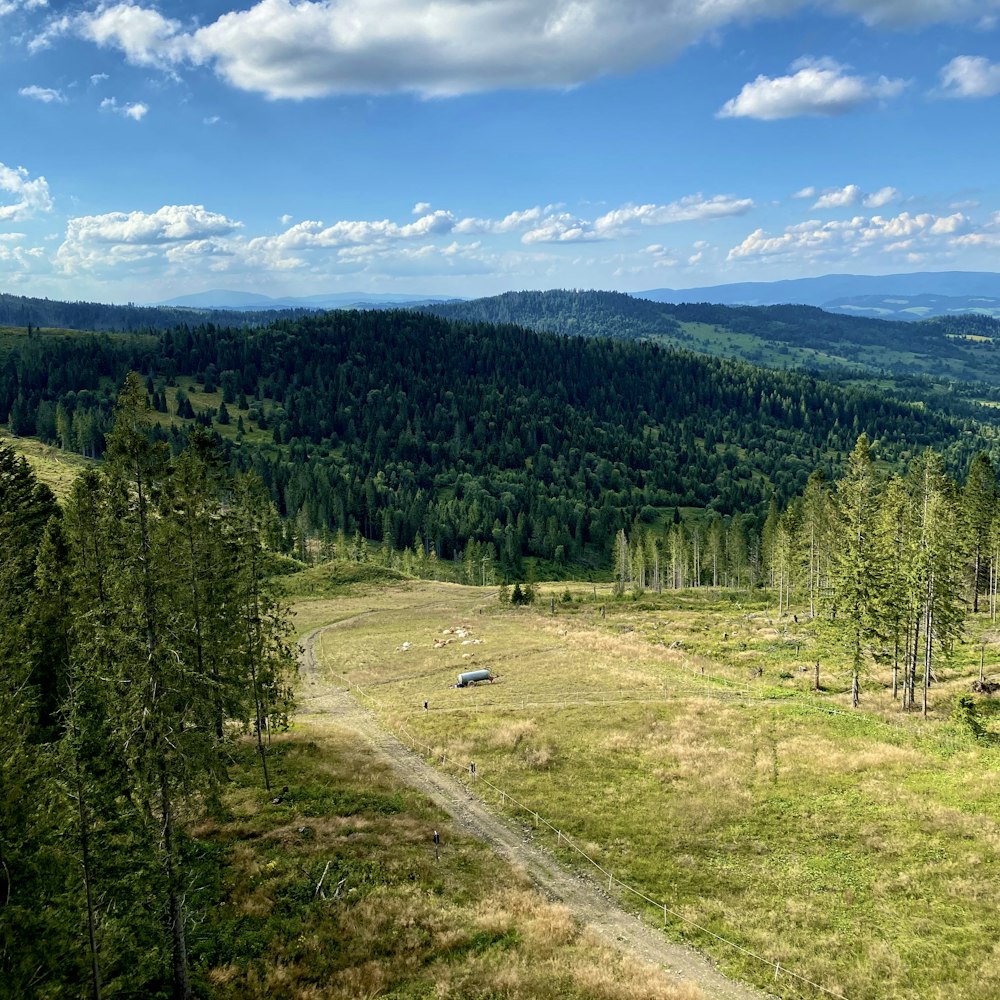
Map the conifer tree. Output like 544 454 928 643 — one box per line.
231 474 298 791
827 434 885 708
798 470 832 619
962 453 997 614
906 449 965 716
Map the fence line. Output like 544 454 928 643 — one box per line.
346 678 851 1000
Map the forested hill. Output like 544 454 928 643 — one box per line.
421 289 682 340
0 309 973 571
423 289 1000 387
0 291 313 332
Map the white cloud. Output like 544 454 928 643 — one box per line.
203 114 221 125
19 84 66 103
75 3 188 68
455 206 547 235
183 0 769 99
38 0 964 103
0 162 53 222
412 201 432 214
90 72 109 84
728 209 973 262
29 1 1000 103
100 96 149 120
56 204 242 271
451 195 750 245
718 57 906 120
522 213 595 244
802 183 898 210
813 184 862 208
593 194 754 233
939 55 1000 98
863 186 897 208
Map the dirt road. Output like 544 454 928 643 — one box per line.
297 607 775 1000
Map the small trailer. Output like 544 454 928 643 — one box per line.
456 668 493 688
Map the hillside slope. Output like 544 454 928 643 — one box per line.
0 309 970 572
424 289 1000 388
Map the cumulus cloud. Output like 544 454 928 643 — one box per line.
0 162 53 222
41 191 745 280
863 186 898 208
100 96 149 120
450 195 750 245
412 201 432 214
19 84 65 103
39 3 190 67
939 55 1000 98
727 209 971 262
184 0 770 99
38 0 983 102
593 194 754 233
812 184 862 208
718 57 906 120
248 210 458 256
521 212 596 244
455 206 551 235
803 184 898 209
56 204 242 271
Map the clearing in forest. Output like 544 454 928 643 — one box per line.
301 579 1000 1000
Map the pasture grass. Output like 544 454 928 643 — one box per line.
0 433 96 500
187 719 698 999
312 581 1000 1000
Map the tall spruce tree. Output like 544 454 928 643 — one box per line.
827 435 885 708
962 453 997 614
907 449 966 716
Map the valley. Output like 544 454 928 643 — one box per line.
3 294 1000 1000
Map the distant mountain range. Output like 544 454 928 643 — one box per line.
158 272 1000 320
157 289 460 310
636 271 1000 320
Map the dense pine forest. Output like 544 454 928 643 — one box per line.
0 291 311 333
424 288 1000 385
0 308 985 577
0 377 296 998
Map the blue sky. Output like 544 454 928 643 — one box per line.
3 0 1000 304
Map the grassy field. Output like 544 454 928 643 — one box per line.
304 580 1000 1000
0 433 96 500
187 718 699 1000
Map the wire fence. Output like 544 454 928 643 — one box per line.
345 678 852 1000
